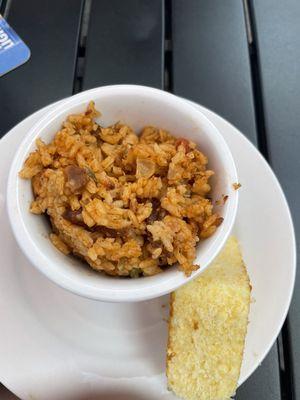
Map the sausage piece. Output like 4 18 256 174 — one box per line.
64 165 88 193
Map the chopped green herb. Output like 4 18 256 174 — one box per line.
130 268 142 278
85 167 97 181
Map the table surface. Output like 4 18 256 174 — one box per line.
0 1 299 399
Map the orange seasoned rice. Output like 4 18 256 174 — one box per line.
19 102 222 277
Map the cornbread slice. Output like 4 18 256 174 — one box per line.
167 236 251 400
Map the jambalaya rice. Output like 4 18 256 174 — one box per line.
19 102 223 277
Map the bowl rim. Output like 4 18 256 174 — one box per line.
6 84 238 302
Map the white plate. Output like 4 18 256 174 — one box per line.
0 101 295 400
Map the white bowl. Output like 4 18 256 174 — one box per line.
7 85 238 302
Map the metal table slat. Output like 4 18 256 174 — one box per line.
236 346 281 400
0 0 84 137
82 0 164 90
252 1 300 398
171 1 281 399
171 0 257 145
0 385 17 400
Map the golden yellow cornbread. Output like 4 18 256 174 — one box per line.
167 236 251 400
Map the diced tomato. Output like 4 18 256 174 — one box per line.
175 138 190 152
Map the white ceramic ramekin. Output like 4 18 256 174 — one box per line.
7 85 238 302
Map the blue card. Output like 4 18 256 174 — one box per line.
0 15 30 76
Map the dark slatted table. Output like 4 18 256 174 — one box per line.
0 1 299 399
